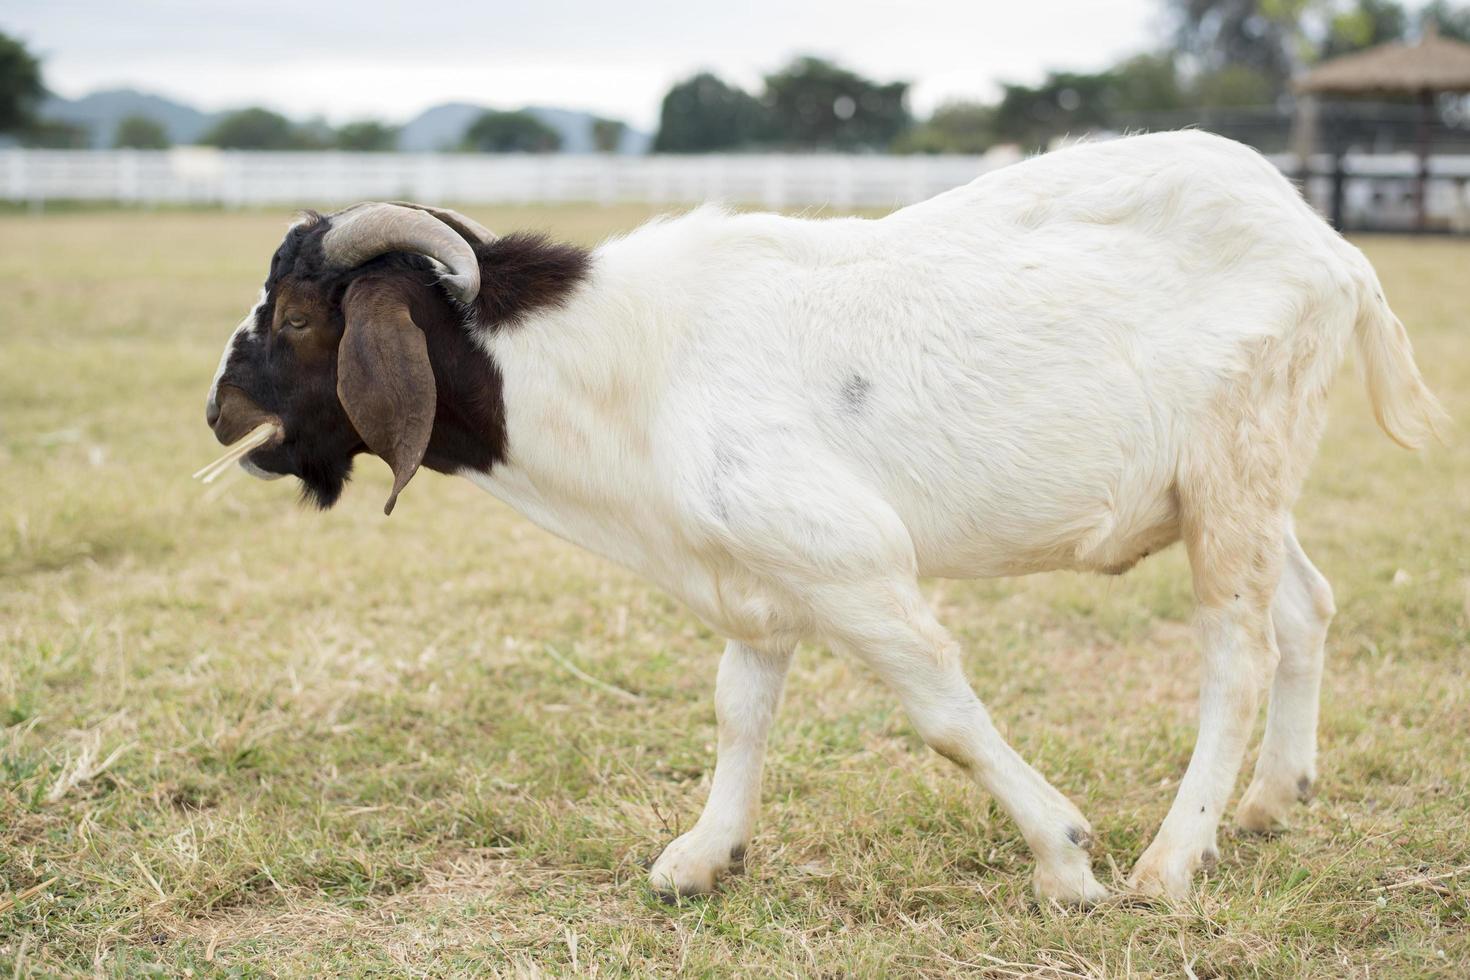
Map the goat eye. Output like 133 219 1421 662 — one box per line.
285 314 308 330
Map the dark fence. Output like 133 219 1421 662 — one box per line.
1120 100 1470 233
1119 99 1470 155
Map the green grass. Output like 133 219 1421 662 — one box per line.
0 207 1467 977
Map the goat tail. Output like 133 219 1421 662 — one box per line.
1352 279 1447 450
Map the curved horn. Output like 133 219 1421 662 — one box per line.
321 203 481 303
387 201 495 246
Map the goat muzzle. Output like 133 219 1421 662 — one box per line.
208 384 282 449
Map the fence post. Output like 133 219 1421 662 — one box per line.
118 151 140 204
834 156 854 209
4 150 26 203
1330 152 1346 231
763 156 786 210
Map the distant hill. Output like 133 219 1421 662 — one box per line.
41 88 220 148
395 102 483 152
400 103 651 154
37 88 651 154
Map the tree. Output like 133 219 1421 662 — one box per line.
652 72 771 152
22 118 88 148
1321 0 1409 57
0 31 45 135
335 119 398 152
461 110 561 152
893 101 996 153
202 108 304 150
903 53 1188 153
113 114 170 149
993 70 1120 148
591 116 624 153
1191 64 1281 105
294 116 336 150
1108 53 1187 112
762 56 910 150
1420 0 1470 42
1166 0 1313 96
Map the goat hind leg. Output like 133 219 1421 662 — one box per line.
1129 504 1286 898
815 578 1107 905
1237 521 1334 832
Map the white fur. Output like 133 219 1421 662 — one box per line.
207 287 266 425
450 131 1441 900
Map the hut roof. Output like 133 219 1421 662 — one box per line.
1297 24 1470 95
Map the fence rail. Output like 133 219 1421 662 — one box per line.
3 148 1469 230
0 148 1010 210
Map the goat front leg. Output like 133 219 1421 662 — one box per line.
650 639 793 899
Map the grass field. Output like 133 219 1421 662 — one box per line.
1 206 1467 977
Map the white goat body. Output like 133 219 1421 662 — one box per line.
461 131 1440 900
478 132 1406 630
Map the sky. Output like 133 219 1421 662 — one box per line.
6 1 1164 131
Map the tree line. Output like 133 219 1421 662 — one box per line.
3 0 1468 154
655 0 1470 154
0 33 621 153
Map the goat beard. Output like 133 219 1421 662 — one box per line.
295 450 354 510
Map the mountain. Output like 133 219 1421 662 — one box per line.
395 102 484 152
37 87 652 154
399 103 651 154
40 88 220 148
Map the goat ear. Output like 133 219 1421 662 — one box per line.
337 280 436 516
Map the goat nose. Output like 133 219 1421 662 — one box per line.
206 397 221 428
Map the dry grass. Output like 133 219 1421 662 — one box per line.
0 206 1467 977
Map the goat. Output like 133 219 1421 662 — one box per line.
204 131 1444 903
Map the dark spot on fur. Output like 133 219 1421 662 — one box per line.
1200 849 1218 871
1066 826 1093 851
839 374 871 412
1200 805 1206 814
1297 775 1315 802
707 444 747 523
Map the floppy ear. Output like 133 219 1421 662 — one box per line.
337 279 436 516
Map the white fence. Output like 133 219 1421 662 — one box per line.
1288 151 1470 231
2 148 1468 227
0 148 1008 210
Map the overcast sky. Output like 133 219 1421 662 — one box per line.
6 1 1166 130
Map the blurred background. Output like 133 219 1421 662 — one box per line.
2 0 1470 231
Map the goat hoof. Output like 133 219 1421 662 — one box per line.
1127 844 1204 900
649 830 741 900
1032 860 1109 906
1236 778 1302 834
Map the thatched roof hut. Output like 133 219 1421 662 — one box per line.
1297 24 1470 97
1295 25 1470 229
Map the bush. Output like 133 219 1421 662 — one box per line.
113 115 170 149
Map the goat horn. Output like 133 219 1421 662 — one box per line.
386 202 496 246
321 202 482 304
